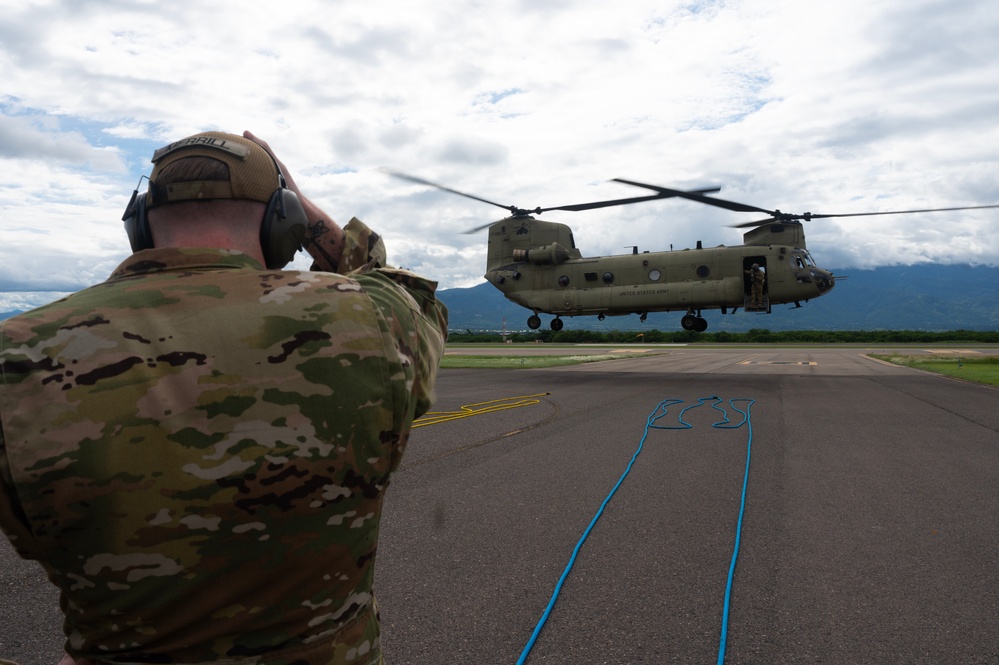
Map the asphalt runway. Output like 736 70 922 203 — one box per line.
2 347 997 664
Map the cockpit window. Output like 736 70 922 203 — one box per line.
793 251 815 268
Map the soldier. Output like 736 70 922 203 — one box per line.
746 262 766 309
0 131 448 665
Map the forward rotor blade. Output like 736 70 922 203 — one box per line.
731 204 999 228
612 178 773 215
615 177 999 228
804 204 999 219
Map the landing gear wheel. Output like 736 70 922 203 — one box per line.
550 318 564 331
681 314 697 331
527 315 541 330
693 317 708 332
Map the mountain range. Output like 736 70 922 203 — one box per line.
436 264 999 332
2 264 997 332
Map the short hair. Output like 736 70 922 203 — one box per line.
155 156 230 185
146 157 259 234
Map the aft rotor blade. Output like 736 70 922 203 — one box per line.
463 219 508 234
383 169 520 214
388 169 729 232
730 217 778 228
462 187 727 232
541 187 722 213
612 178 774 215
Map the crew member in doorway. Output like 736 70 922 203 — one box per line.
747 263 765 309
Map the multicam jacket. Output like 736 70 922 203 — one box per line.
0 218 447 665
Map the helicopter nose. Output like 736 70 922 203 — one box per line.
812 269 834 294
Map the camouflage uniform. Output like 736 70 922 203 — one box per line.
747 265 765 308
0 218 448 665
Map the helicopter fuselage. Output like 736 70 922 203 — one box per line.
483 217 835 331
389 171 995 332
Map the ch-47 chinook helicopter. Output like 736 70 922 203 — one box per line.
390 172 999 332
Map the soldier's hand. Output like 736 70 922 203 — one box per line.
242 130 346 272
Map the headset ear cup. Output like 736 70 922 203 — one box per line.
261 188 308 269
123 191 154 252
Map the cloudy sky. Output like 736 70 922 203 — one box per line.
2 0 998 312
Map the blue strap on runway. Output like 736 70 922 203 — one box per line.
516 396 756 665
709 398 755 665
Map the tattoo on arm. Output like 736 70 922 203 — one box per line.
303 220 340 272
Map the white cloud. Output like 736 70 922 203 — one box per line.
0 0 996 299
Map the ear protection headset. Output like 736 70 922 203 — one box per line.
122 133 308 270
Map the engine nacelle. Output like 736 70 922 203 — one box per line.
512 243 571 265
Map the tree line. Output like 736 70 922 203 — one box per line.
447 329 999 344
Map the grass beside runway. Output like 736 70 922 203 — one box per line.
440 354 619 369
439 343 999 383
870 354 999 386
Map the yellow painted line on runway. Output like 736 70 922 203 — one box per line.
738 361 817 365
413 392 549 428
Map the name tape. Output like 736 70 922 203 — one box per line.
152 136 251 163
